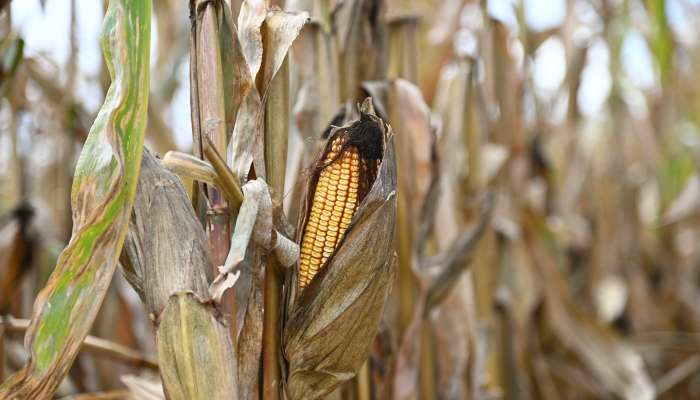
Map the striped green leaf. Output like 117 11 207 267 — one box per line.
0 0 150 397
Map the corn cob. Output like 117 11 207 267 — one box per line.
285 100 395 399
299 136 357 290
296 108 385 292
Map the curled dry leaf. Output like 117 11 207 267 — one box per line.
218 3 251 138
283 99 397 399
210 178 299 303
229 4 309 181
237 0 267 84
422 193 493 313
260 11 310 99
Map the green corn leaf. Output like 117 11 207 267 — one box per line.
0 0 150 397
646 0 673 84
0 37 24 85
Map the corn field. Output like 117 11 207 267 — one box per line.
1 0 700 398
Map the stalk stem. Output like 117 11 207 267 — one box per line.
356 360 371 400
262 259 282 400
0 323 4 381
191 0 230 267
262 57 289 400
419 322 436 400
397 174 414 336
190 0 236 343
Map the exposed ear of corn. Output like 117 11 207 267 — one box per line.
297 109 384 291
298 137 361 290
284 99 397 399
298 132 382 290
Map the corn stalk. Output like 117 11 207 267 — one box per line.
190 0 231 275
262 55 290 400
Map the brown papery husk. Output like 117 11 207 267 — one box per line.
283 117 397 400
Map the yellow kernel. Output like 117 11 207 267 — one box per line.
298 142 370 291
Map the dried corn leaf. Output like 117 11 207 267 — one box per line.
431 61 471 248
334 0 375 54
288 21 341 148
229 93 266 180
260 12 308 98
219 3 252 139
237 0 267 84
210 178 298 302
161 151 219 188
190 0 229 156
423 195 493 313
0 1 150 397
228 6 308 181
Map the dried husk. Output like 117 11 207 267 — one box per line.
283 105 397 399
121 149 238 399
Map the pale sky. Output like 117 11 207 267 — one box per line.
10 0 698 149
